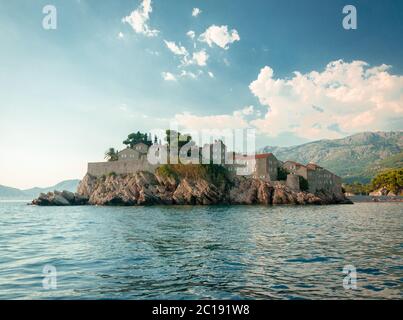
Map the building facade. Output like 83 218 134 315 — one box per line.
282 161 342 194
234 153 279 181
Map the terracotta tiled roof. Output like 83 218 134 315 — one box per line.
284 160 304 167
235 153 273 160
306 163 322 170
255 153 273 159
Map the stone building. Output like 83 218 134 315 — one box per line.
234 153 279 181
282 161 342 194
254 153 279 181
88 142 154 177
118 148 142 161
118 142 149 161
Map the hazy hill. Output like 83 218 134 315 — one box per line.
0 185 28 200
261 131 403 183
0 179 80 200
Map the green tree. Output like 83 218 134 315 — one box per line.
370 168 403 194
165 130 192 149
299 176 309 191
105 148 119 162
165 130 193 163
123 131 152 148
343 181 371 195
277 167 289 180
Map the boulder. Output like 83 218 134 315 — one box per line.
61 190 75 203
53 195 70 206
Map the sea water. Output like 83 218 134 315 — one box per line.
0 201 401 299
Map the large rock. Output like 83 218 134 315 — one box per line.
61 190 75 203
32 191 88 206
32 172 353 206
53 195 70 206
173 178 222 205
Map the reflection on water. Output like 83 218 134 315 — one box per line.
0 202 401 299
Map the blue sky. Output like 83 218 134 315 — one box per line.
0 0 402 188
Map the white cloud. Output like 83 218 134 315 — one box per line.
186 30 196 40
164 40 188 56
122 0 159 37
161 72 177 81
233 105 254 117
192 8 202 17
174 106 256 132
191 50 209 66
249 60 403 139
172 60 403 140
179 49 209 68
199 25 240 50
117 32 124 39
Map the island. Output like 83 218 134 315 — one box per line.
32 130 352 206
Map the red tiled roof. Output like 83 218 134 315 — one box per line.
255 153 273 159
306 163 322 170
234 153 274 160
284 160 304 167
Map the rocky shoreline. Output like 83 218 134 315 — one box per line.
31 172 353 206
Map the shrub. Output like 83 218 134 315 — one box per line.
370 168 403 194
277 167 289 181
299 176 309 191
156 163 230 186
156 164 179 180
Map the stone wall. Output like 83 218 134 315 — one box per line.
87 159 158 177
286 174 300 192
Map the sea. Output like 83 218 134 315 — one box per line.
0 201 401 299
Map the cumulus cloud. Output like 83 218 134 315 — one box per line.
249 60 403 139
190 50 209 66
199 25 240 50
164 40 188 56
233 105 254 117
161 72 177 81
192 8 202 17
122 0 159 37
174 106 257 132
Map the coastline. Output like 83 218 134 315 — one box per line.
347 195 403 203
31 172 353 207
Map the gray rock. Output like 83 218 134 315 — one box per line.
53 195 70 206
61 190 75 203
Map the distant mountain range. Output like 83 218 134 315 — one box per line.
260 131 402 183
0 180 80 200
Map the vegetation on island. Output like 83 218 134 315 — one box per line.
299 176 309 192
343 168 402 195
123 131 155 148
104 148 119 162
156 164 231 187
371 168 402 194
277 167 289 181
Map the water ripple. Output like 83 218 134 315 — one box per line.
0 202 401 299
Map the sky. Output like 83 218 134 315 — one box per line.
0 0 402 189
